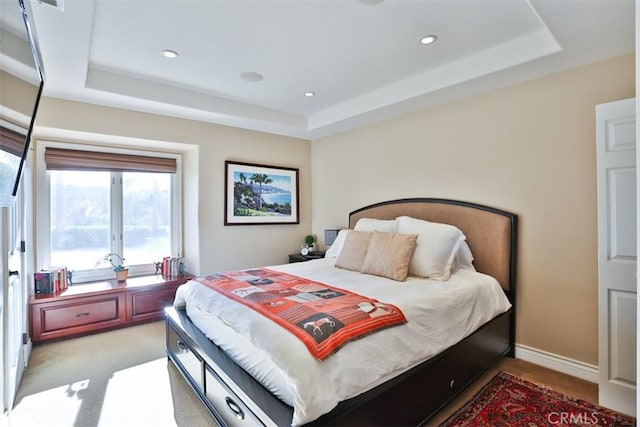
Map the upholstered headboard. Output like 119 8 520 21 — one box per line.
349 198 517 295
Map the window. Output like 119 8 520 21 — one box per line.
38 143 182 283
0 124 27 205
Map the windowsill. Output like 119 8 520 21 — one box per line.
32 273 193 301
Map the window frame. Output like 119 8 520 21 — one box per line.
36 141 183 283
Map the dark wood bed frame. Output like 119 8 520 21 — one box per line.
165 198 518 426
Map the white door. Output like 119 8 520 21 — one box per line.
596 97 637 416
4 180 26 413
0 208 6 415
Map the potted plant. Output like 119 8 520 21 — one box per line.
100 253 128 281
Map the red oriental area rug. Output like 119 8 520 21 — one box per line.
440 371 636 427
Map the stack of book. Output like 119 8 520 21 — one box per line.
34 266 69 295
161 257 185 277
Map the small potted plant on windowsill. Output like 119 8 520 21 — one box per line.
99 253 128 281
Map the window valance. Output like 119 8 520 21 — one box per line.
44 147 177 173
0 126 26 157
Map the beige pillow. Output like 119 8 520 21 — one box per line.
361 232 418 282
335 230 373 272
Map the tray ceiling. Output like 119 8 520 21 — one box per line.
4 0 635 139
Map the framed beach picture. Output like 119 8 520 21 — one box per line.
224 160 300 225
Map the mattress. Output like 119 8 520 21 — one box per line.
174 257 512 426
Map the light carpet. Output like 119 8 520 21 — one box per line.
3 321 218 427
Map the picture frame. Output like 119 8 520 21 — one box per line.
224 160 299 225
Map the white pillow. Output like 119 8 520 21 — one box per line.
325 229 349 258
453 241 476 271
396 216 466 280
354 218 397 233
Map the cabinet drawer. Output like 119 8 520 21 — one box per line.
205 364 265 427
32 294 125 341
42 297 121 331
167 323 204 390
129 287 177 322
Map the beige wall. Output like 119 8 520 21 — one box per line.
32 99 311 275
0 70 39 123
311 53 635 365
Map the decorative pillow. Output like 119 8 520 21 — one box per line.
396 216 466 280
335 230 373 272
354 218 398 233
453 241 476 271
361 232 418 282
325 229 349 258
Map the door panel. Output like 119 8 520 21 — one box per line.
609 290 637 385
606 167 637 261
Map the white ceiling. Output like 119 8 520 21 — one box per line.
15 0 639 139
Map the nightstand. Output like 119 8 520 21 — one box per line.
288 252 325 263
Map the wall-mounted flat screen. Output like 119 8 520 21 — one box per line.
0 0 44 206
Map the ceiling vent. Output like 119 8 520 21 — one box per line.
37 0 64 11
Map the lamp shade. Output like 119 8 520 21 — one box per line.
324 229 340 246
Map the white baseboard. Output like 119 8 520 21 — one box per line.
515 343 599 384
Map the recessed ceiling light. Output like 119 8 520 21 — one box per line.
161 49 179 59
304 92 315 97
420 35 438 45
240 71 264 82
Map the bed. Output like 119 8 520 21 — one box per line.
165 198 517 426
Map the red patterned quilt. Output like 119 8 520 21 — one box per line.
195 268 407 360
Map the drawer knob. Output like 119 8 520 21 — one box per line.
176 340 189 353
76 312 90 318
225 396 245 420
450 379 455 388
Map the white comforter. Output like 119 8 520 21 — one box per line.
174 258 511 426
